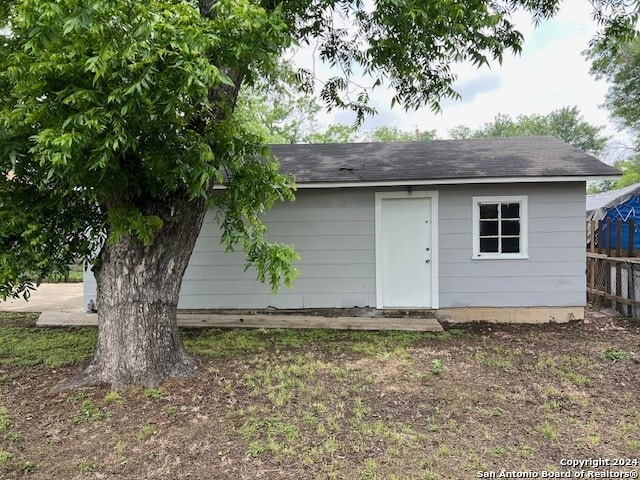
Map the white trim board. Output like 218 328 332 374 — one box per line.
295 176 614 189
375 191 439 310
212 175 616 190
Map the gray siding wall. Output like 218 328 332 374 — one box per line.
179 189 377 309
83 267 97 311
438 182 586 307
85 182 586 310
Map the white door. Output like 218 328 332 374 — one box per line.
378 195 433 308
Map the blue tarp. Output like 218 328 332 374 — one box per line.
598 194 640 250
587 184 640 251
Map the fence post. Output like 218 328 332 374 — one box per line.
629 219 635 257
589 220 596 304
628 262 636 319
616 220 622 312
631 220 638 320
607 218 611 304
598 220 603 254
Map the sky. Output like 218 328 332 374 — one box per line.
292 2 632 160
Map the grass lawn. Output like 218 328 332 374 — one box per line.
41 264 84 284
0 310 639 479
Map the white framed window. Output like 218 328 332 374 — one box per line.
472 196 528 260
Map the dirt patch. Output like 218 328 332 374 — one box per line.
1 308 639 479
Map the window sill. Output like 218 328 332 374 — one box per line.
472 254 529 260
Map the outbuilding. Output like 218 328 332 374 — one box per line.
84 136 619 323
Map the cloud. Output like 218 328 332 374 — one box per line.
448 74 503 105
395 3 621 141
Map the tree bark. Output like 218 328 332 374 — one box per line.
56 195 208 391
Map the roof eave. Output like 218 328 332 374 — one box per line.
292 174 621 189
211 174 620 190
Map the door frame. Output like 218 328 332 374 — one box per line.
374 190 439 309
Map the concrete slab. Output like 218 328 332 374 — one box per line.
38 311 97 326
37 311 444 332
437 306 584 324
0 283 84 313
6 284 443 331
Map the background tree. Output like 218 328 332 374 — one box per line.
305 124 438 144
365 126 414 142
449 107 609 156
609 157 640 189
362 126 437 143
589 33 640 142
417 130 438 142
235 64 322 144
588 32 640 191
305 124 359 144
1 0 636 389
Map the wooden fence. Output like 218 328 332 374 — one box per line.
587 219 640 319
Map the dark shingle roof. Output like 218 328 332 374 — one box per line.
269 136 619 184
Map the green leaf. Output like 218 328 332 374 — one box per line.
219 72 235 87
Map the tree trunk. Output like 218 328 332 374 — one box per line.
57 195 207 391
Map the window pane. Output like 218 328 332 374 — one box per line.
479 203 498 219
480 238 499 253
480 220 499 236
502 237 520 253
501 203 520 219
502 220 520 236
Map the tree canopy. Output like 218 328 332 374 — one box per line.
236 79 436 145
1 0 638 388
1 0 300 299
449 107 609 156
